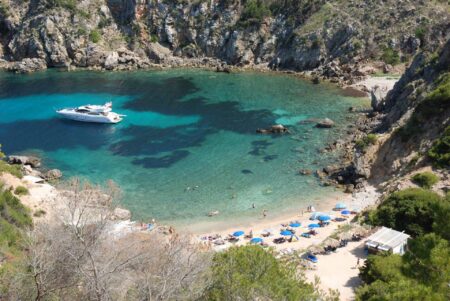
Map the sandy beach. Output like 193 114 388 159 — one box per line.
194 185 379 299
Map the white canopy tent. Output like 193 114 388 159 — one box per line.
365 227 410 255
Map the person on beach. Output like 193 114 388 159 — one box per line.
262 209 267 218
252 203 255 209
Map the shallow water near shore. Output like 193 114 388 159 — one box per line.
0 69 367 229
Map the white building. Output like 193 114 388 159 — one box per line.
365 227 410 255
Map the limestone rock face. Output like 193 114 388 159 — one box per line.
9 58 47 73
370 85 389 112
0 0 448 78
104 51 119 70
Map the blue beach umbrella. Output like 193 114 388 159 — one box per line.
318 215 331 221
309 212 323 220
308 223 320 228
280 230 293 236
290 222 301 227
250 237 263 244
335 203 346 210
341 210 351 215
233 231 245 237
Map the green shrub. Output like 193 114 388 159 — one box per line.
411 172 439 189
414 26 427 45
240 0 271 26
33 209 46 217
45 0 77 11
355 134 378 150
368 188 445 237
150 34 159 43
0 189 32 228
0 161 23 179
89 30 101 43
428 127 450 169
204 245 319 300
381 47 400 65
14 186 29 196
77 27 87 36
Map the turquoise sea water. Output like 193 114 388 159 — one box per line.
0 69 367 230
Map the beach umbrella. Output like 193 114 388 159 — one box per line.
289 222 301 227
341 210 351 215
335 203 347 210
309 212 323 220
250 237 263 244
280 230 293 236
318 215 331 221
233 230 244 237
308 223 320 228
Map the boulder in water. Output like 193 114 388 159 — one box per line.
8 155 41 168
44 169 62 181
256 124 289 134
315 118 335 128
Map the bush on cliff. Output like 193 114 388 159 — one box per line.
355 133 377 150
89 30 101 43
45 0 77 11
0 161 23 179
14 186 29 196
411 171 439 189
240 0 271 26
428 125 450 168
381 47 400 65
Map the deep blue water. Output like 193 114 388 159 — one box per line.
0 69 367 230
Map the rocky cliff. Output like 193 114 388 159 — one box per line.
339 38 450 188
0 0 448 78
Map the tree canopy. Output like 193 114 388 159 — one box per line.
368 188 447 237
204 245 319 301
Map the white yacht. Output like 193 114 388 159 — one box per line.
57 102 124 124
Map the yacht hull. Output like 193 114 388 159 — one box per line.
57 110 122 124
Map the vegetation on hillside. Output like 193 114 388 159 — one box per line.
358 186 450 300
0 185 32 263
428 125 450 168
399 72 450 141
356 233 449 301
368 188 447 237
